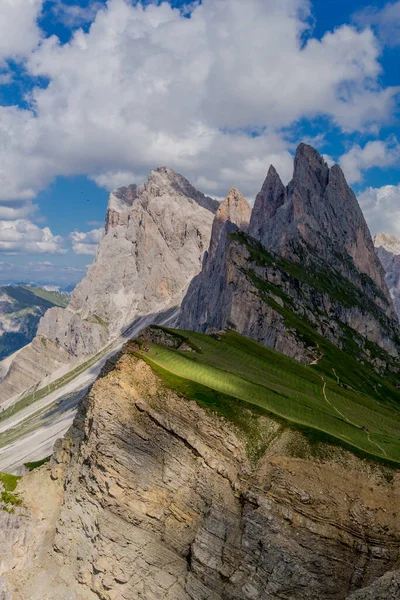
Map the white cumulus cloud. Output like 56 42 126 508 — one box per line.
0 0 43 62
48 0 105 28
339 138 400 184
91 170 139 192
0 219 66 254
354 1 400 47
70 228 103 255
358 183 400 237
0 0 396 215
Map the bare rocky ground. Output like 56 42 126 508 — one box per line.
1 351 400 600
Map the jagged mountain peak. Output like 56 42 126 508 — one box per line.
248 144 391 305
107 183 137 213
180 141 399 361
105 166 219 232
290 142 330 202
249 163 286 241
294 142 329 171
207 187 250 263
215 187 251 229
140 166 219 213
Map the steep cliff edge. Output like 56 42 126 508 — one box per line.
181 145 400 369
2 346 400 600
0 168 217 404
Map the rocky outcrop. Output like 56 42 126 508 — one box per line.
249 164 286 243
347 570 400 600
375 233 400 320
181 145 400 367
0 168 217 404
3 350 400 599
249 144 393 313
181 188 251 336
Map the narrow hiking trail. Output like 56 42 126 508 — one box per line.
318 374 387 457
332 368 340 384
367 432 387 457
309 342 323 366
319 375 349 422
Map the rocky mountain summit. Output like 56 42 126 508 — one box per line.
181 144 400 368
0 168 217 404
375 232 400 320
249 144 391 305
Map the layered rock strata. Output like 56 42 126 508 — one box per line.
2 351 400 599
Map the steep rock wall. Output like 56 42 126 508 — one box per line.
3 352 400 599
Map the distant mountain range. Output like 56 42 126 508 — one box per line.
0 285 69 361
374 232 400 320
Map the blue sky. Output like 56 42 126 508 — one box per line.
0 0 400 286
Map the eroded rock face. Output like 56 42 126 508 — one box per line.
347 571 400 600
249 164 286 244
3 352 400 599
66 167 217 341
250 144 392 313
375 233 400 320
0 168 217 404
181 145 400 365
181 188 252 338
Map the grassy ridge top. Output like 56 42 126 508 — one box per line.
20 285 69 308
132 329 400 465
3 285 68 309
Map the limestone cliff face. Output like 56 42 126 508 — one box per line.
181 188 251 333
42 167 217 351
0 168 217 404
181 145 400 366
375 233 400 320
249 144 392 313
3 351 400 600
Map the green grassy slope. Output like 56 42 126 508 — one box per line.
4 286 56 310
131 328 400 464
20 285 69 308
